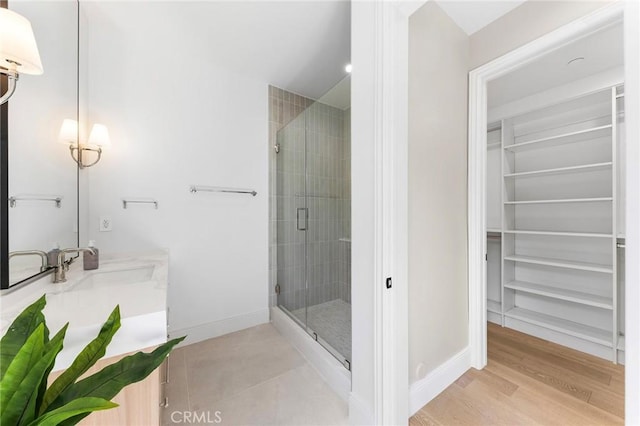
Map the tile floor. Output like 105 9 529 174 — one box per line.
162 323 349 426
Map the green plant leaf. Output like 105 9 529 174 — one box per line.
26 397 117 426
5 324 65 426
40 307 121 415
1 295 49 380
0 322 63 426
0 323 46 422
32 324 70 425
49 337 185 424
16 324 68 426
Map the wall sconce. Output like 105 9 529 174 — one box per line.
59 119 111 169
0 8 44 105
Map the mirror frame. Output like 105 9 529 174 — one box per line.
1 0 7 287
0 0 80 290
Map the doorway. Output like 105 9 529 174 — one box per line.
468 1 639 421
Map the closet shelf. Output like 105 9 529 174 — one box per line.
487 142 501 149
504 280 613 309
503 230 612 238
504 197 613 205
503 254 613 273
504 307 612 347
504 125 612 152
504 162 613 179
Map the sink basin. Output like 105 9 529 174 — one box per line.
75 265 155 288
42 264 160 331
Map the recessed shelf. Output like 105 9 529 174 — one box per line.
504 125 612 152
504 162 613 179
503 254 613 273
504 280 613 309
504 197 613 205
504 307 612 347
503 230 612 238
487 299 501 314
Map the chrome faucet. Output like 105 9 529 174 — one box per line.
9 250 49 272
54 247 96 283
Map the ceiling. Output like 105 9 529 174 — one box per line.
435 0 526 35
84 1 350 101
488 22 624 108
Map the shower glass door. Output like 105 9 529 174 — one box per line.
276 111 307 327
276 76 351 368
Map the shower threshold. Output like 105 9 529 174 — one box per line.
278 302 351 371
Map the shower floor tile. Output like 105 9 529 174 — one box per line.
292 299 351 361
162 323 348 426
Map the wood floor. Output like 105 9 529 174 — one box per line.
410 323 624 425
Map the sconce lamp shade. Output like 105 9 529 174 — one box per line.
0 8 43 75
88 124 111 148
58 119 78 145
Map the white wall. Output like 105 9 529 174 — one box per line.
408 1 470 383
80 2 269 342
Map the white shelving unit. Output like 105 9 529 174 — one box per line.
489 86 625 363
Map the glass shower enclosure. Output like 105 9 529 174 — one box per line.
275 76 351 368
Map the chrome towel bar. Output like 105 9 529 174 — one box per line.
122 199 158 209
190 185 257 196
9 195 62 208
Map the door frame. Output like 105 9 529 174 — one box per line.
467 1 640 423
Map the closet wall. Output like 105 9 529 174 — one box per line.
486 65 626 363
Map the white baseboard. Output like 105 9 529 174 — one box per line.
271 307 351 402
170 308 270 347
348 392 375 425
409 346 471 416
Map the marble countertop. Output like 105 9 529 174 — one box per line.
0 250 168 371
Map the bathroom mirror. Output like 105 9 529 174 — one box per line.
1 0 79 289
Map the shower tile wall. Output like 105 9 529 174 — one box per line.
268 86 351 311
305 101 347 308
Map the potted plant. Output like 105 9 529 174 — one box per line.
0 295 183 426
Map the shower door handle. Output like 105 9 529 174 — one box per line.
297 207 308 231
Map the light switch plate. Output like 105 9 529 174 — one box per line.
99 216 113 232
